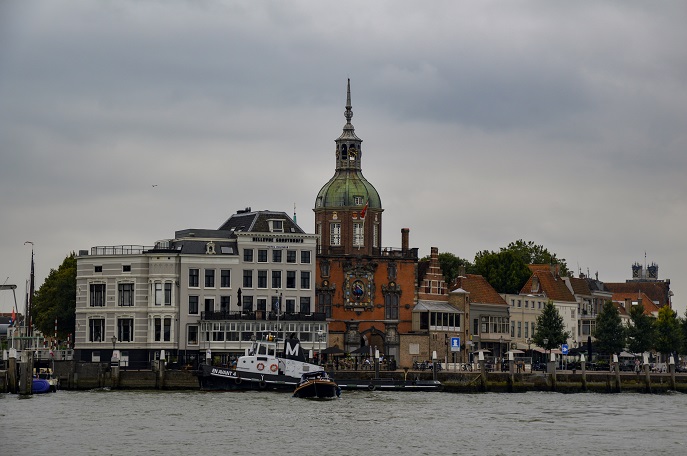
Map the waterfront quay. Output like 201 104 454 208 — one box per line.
3 361 686 393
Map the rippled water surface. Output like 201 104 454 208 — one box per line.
2 389 685 455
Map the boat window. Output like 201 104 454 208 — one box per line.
258 345 267 355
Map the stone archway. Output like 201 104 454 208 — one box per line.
361 326 387 357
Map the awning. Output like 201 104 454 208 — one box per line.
413 300 462 313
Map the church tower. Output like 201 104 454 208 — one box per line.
314 79 382 256
314 80 419 366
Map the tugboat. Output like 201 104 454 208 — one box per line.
196 335 324 391
293 371 341 399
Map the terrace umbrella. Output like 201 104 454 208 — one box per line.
351 346 370 355
321 346 345 356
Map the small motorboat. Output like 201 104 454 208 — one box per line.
33 367 59 393
293 371 341 399
32 378 52 394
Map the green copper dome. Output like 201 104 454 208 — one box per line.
316 170 382 209
315 79 382 211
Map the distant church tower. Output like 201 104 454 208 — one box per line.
314 79 382 256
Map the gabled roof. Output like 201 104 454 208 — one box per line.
521 264 576 303
567 277 592 296
604 281 671 308
453 274 507 306
611 301 630 317
611 292 660 316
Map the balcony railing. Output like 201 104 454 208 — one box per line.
201 311 327 322
318 246 418 259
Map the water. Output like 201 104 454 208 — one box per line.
1 390 685 455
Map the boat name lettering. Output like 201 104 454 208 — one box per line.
211 368 237 378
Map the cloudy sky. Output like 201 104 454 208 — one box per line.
1 1 686 316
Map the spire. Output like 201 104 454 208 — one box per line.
345 78 353 124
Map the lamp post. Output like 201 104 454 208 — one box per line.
527 338 532 365
499 336 504 371
317 329 323 364
111 335 117 351
543 338 549 370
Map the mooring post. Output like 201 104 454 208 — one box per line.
669 356 676 391
580 353 587 391
548 351 557 392
643 353 651 394
110 350 120 389
508 351 514 393
8 348 18 393
19 350 33 395
478 351 487 392
613 354 621 393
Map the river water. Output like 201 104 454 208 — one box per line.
1 389 685 455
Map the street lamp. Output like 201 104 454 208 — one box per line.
543 338 549 368
111 335 117 351
499 336 504 371
317 329 324 364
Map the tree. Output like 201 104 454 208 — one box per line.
593 301 625 355
32 253 76 339
653 306 683 358
681 310 687 356
503 239 569 276
625 303 655 354
473 250 531 293
532 301 569 350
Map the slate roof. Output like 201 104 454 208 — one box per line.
218 209 304 234
521 264 576 303
454 274 507 306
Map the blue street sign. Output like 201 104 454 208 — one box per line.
561 344 569 355
451 337 461 352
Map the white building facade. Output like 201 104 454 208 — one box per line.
75 209 324 367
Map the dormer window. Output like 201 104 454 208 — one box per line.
206 242 216 255
531 276 540 293
354 196 363 205
269 220 284 233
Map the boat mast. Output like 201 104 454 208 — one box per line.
25 241 35 338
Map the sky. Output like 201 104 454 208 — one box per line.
1 1 686 316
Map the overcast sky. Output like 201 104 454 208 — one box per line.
1 1 686 317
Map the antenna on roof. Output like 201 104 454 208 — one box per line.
293 203 297 224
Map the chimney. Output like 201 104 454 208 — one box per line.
401 228 409 252
431 246 439 259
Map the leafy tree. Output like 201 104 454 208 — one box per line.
593 300 625 355
625 303 655 354
532 301 569 350
473 250 531 293
32 253 76 339
504 239 569 276
653 306 683 357
681 310 687 355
